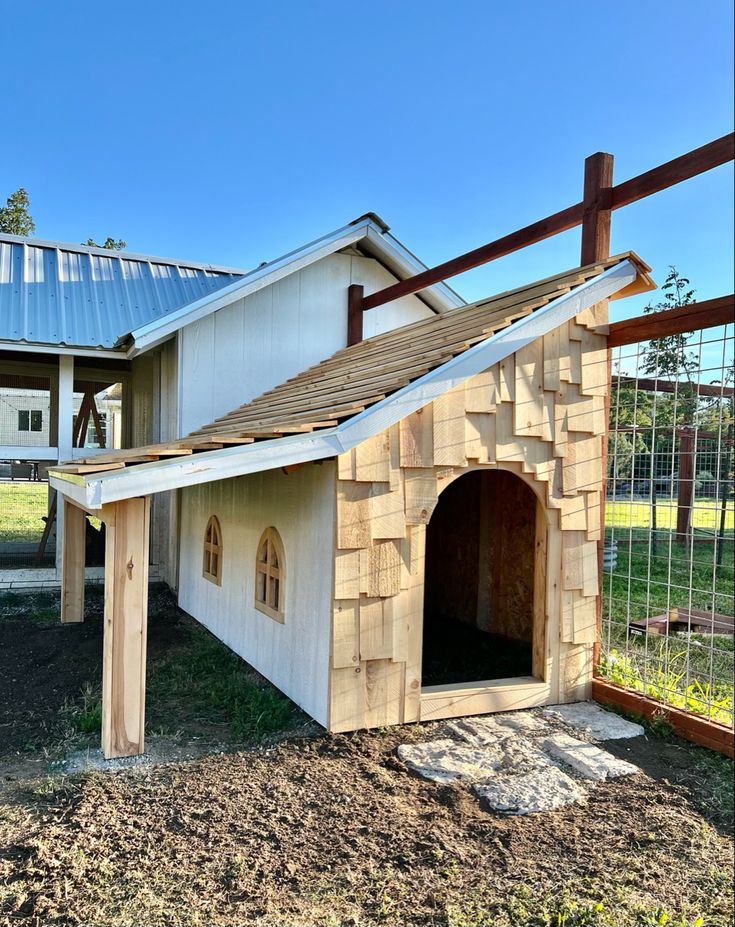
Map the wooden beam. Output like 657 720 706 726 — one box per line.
607 295 734 348
361 134 733 312
361 203 583 311
101 496 150 759
61 499 86 623
581 153 613 265
613 375 734 398
676 430 695 542
347 283 364 346
609 133 734 211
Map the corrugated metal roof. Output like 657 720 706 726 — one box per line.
0 234 245 349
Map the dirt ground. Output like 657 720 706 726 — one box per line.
0 589 733 927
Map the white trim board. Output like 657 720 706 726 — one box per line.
49 259 638 509
124 218 465 357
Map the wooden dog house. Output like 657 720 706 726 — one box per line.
49 252 655 757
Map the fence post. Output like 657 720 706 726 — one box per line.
580 152 614 668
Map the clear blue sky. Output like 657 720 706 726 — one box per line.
2 0 733 322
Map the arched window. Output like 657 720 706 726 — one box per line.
255 527 285 622
203 516 223 585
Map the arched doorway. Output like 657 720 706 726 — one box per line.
422 468 545 687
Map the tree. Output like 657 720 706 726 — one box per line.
85 237 126 250
0 187 36 235
641 266 698 379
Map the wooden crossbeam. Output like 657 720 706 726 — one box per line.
361 133 734 312
613 376 734 398
606 295 734 348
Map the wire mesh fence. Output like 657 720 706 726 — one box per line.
601 316 734 729
0 462 55 568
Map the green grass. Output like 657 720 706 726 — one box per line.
601 530 734 725
0 480 49 543
606 498 734 532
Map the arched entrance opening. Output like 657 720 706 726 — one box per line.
422 468 544 687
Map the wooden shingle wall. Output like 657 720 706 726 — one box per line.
329 317 607 732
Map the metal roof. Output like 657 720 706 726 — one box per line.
0 233 245 350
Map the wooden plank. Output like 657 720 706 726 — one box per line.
101 496 150 759
432 387 467 466
365 541 401 597
399 406 433 467
370 485 406 540
465 412 495 463
607 294 734 347
562 530 586 591
514 341 545 437
562 435 601 495
404 469 438 525
332 600 360 669
347 283 364 346
561 493 588 531
329 665 366 733
61 500 86 624
494 400 523 464
579 328 608 396
359 598 393 660
532 501 547 680
364 658 405 727
337 481 372 549
572 594 597 644
464 368 496 413
543 328 561 391
497 354 515 402
337 449 355 480
420 678 551 722
568 338 582 384
354 432 391 482
334 550 361 598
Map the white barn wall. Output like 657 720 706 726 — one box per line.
178 253 435 435
177 461 336 725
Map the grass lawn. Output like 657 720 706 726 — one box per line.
606 497 734 532
0 585 733 927
0 481 49 544
601 527 734 726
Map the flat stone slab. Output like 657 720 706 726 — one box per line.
446 716 514 744
543 733 639 781
397 739 506 784
543 702 644 741
473 766 586 815
398 736 551 785
495 711 550 735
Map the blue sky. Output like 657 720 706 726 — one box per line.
1 0 733 322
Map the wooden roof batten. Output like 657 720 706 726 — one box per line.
48 254 651 507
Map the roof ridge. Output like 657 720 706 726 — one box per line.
0 231 248 275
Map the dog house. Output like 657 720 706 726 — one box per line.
49 252 654 756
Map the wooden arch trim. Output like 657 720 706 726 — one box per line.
203 515 223 585
255 526 286 623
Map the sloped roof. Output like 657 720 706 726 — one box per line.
185 252 652 443
49 252 653 509
0 233 245 349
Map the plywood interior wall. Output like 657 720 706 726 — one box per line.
330 313 607 732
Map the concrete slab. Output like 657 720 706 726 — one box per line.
543 733 640 781
473 766 586 815
543 702 644 741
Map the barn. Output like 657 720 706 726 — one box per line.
47 246 654 758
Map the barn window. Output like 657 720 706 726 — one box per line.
203 516 223 585
254 527 285 622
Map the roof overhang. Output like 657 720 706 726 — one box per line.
50 257 641 509
122 217 466 358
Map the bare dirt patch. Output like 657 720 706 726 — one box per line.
0 587 732 926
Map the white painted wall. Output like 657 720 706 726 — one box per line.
178 252 435 435
177 461 336 725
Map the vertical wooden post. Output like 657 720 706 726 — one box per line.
580 151 614 670
676 429 695 542
101 496 151 759
61 500 86 623
347 284 365 347
56 355 75 579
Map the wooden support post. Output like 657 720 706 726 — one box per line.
61 500 86 623
101 496 151 759
676 430 695 542
580 152 614 668
347 283 364 347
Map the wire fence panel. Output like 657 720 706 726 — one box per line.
0 463 55 568
602 319 734 729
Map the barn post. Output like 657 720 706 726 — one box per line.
60 500 86 623
347 283 365 346
580 150 614 673
101 496 151 759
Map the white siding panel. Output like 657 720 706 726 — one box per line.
178 252 437 436
177 461 336 726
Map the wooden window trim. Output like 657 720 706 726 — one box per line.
203 515 223 585
254 527 285 623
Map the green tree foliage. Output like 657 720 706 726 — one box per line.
0 187 36 235
641 266 698 378
85 237 126 250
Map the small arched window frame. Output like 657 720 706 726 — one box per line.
254 527 285 623
203 515 223 585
